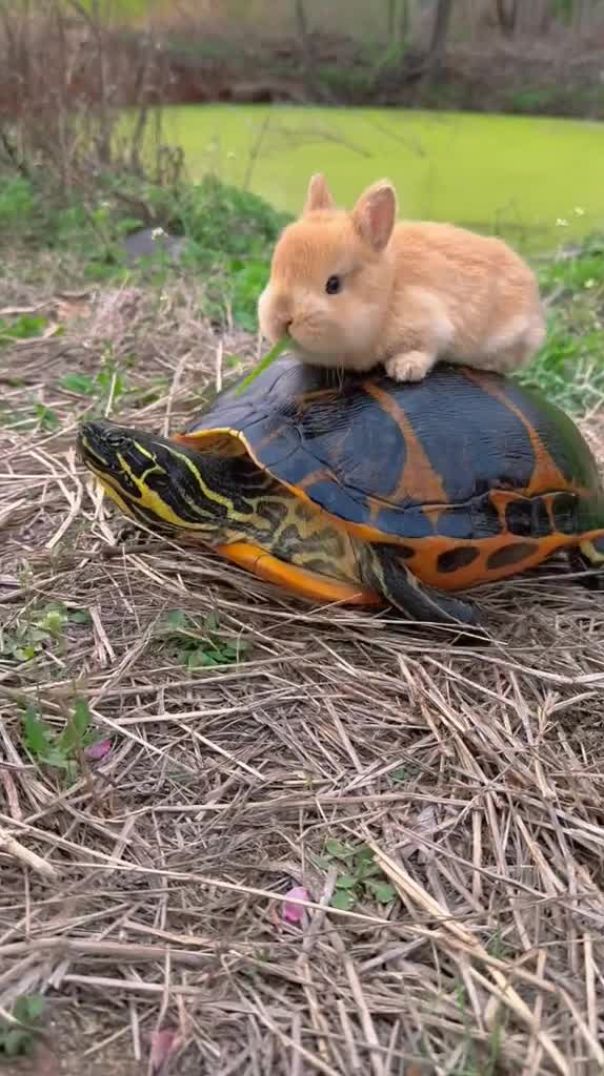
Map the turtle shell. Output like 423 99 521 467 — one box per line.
180 356 604 590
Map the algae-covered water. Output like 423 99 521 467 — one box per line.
163 104 604 251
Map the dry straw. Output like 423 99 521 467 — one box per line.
1 278 603 1074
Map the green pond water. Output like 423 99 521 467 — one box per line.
163 104 604 251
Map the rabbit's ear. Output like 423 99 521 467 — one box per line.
352 181 397 251
303 173 334 214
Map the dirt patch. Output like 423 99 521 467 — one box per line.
1 280 604 1074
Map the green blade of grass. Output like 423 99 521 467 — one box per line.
235 336 291 396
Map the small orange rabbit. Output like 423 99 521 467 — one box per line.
258 174 545 382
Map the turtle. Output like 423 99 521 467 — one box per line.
77 355 604 628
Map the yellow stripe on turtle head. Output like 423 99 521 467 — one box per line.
108 441 234 530
85 462 138 519
99 479 134 519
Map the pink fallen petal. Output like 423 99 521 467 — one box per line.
282 885 310 924
30 1044 60 1076
149 1027 181 1074
85 738 112 761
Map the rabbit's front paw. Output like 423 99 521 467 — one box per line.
385 350 435 383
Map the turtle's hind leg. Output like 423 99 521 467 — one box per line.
568 534 604 591
365 544 478 627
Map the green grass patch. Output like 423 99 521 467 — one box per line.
0 400 62 433
0 176 40 239
2 601 90 663
519 234 604 412
0 995 45 1058
0 169 289 329
0 313 50 345
59 363 127 407
158 608 249 669
313 840 396 911
21 697 99 780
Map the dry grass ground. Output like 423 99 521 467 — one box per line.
1 279 604 1075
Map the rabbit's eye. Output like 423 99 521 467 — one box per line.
325 275 342 295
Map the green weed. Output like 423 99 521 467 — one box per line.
59 361 127 410
314 839 396 911
0 313 49 345
59 372 96 395
451 977 506 1075
22 698 97 777
34 403 61 431
158 608 248 669
236 334 290 394
2 601 90 663
125 376 171 408
203 255 270 330
2 602 68 662
0 400 60 433
0 995 44 1058
486 927 514 962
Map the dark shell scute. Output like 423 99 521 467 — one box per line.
551 492 580 535
505 497 552 538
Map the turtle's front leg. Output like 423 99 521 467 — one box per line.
364 544 479 627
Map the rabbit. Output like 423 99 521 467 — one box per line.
258 173 546 383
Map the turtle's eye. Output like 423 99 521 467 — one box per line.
105 429 128 448
325 275 342 295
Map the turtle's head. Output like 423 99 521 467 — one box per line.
77 419 227 538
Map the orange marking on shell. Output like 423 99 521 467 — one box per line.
489 488 577 526
173 429 245 457
296 388 343 406
368 495 389 524
390 529 604 591
362 382 447 508
252 424 290 457
463 370 571 496
296 468 332 492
